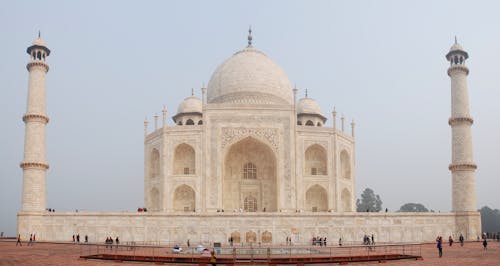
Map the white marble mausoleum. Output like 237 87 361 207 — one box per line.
17 32 481 245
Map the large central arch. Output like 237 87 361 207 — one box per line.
223 137 277 212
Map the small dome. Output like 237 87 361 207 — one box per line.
449 43 464 52
32 38 46 47
177 95 202 114
297 97 323 116
207 47 293 105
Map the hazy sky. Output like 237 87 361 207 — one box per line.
1 1 499 236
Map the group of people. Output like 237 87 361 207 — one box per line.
105 236 120 248
285 236 293 245
137 207 148 212
436 233 489 258
45 208 55 212
363 234 375 245
72 234 89 243
311 236 327 246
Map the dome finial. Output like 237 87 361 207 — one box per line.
247 26 253 47
38 30 41 39
191 88 194 96
305 89 308 98
455 35 457 44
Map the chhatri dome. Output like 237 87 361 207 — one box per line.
177 92 202 114
297 94 324 117
207 29 293 105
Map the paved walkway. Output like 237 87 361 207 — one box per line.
0 240 498 265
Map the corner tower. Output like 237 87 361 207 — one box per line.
20 34 51 212
446 39 477 212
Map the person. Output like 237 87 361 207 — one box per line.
77 234 80 243
28 234 33 246
319 237 323 246
448 235 454 246
371 234 375 245
459 234 464 247
85 235 88 243
323 237 327 247
187 239 190 247
209 251 217 266
436 236 443 257
72 234 75 243
338 237 342 246
483 238 487 251
16 234 22 246
33 234 36 242
116 236 120 248
312 236 316 246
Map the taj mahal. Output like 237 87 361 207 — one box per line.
17 30 481 245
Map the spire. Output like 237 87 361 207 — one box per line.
247 26 253 47
455 35 457 44
38 30 41 39
191 88 194 96
305 89 308 98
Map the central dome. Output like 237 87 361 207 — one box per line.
207 47 293 105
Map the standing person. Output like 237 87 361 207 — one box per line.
371 234 375 245
436 236 443 258
323 237 327 247
187 239 190 248
76 234 80 243
72 234 75 243
459 234 464 247
116 237 120 249
28 234 33 246
16 234 22 246
338 237 342 247
209 251 217 266
482 238 488 251
33 234 36 242
448 236 454 246
85 235 88 243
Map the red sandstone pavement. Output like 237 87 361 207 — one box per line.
0 240 499 265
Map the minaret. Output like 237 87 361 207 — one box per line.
446 39 477 212
20 34 51 212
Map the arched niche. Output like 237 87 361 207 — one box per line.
173 143 195 175
150 148 160 177
305 144 327 175
340 150 351 179
305 184 328 212
246 231 257 243
341 188 352 212
173 185 195 212
149 187 160 211
223 137 277 212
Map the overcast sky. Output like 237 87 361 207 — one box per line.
1 1 499 236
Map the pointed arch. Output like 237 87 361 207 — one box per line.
173 143 195 175
305 184 328 212
305 144 327 175
173 184 195 212
245 231 257 243
149 187 160 211
340 150 351 179
230 231 241 243
186 119 195 125
305 120 314 126
261 231 272 243
150 148 160 177
341 188 352 212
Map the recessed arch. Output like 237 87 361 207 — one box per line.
173 143 195 175
223 137 277 212
150 148 160 177
173 184 195 212
297 121 302 125
149 187 160 211
261 231 272 243
316 122 322 127
197 120 203 125
246 231 257 243
341 188 352 212
305 184 328 212
305 120 314 126
305 144 327 175
230 231 241 243
340 150 351 179
186 119 195 125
